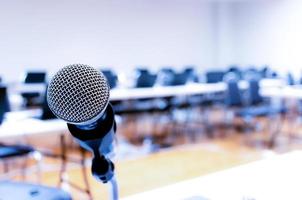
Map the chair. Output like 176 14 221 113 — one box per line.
101 70 118 89
206 71 225 83
129 70 159 113
0 86 42 181
156 70 195 140
24 72 46 84
226 76 285 139
135 71 157 88
40 87 56 120
156 67 175 86
227 65 242 79
183 67 199 83
0 87 10 124
21 71 47 107
287 72 295 85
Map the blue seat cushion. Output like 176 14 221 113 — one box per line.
0 144 34 158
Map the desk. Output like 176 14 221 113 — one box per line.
109 79 283 101
0 110 67 139
122 151 302 200
261 85 302 99
110 83 226 101
10 79 283 105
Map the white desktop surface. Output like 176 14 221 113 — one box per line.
0 110 67 138
110 83 226 101
110 79 284 101
122 151 302 200
261 85 302 99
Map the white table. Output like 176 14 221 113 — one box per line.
110 83 226 101
110 79 284 101
122 151 302 200
9 79 283 105
261 85 302 99
0 109 67 139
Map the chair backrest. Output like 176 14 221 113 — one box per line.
156 68 175 86
227 66 242 79
101 70 118 89
136 68 149 75
0 87 10 124
170 72 190 86
206 71 225 83
135 72 157 88
287 72 295 85
225 81 242 107
248 79 263 105
183 67 199 82
24 72 46 83
40 87 56 120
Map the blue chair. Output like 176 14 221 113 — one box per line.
135 72 157 88
183 67 199 82
235 77 285 137
157 68 175 86
225 81 243 107
247 79 263 105
21 71 47 107
287 72 295 85
40 87 57 120
0 87 42 181
206 71 225 83
227 65 242 79
101 69 118 89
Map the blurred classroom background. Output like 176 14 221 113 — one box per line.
1 0 302 200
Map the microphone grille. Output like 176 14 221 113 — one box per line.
47 64 110 124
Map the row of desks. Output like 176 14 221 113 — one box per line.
2 79 300 140
15 79 283 101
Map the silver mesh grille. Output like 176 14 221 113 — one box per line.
47 64 110 124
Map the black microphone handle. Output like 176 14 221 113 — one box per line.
67 104 116 183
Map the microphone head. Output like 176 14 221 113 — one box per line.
47 64 110 125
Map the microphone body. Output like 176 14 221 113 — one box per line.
47 64 117 183
68 104 116 183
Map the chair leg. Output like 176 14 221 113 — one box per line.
3 160 9 174
58 134 68 189
21 157 28 181
80 148 93 200
32 151 43 183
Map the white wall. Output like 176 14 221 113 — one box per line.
0 0 219 82
229 0 302 77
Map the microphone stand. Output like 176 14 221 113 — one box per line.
109 175 119 200
91 153 118 200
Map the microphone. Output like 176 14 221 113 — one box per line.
47 64 117 184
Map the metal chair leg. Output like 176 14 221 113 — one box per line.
32 151 43 183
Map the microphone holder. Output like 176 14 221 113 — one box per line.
67 104 119 200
